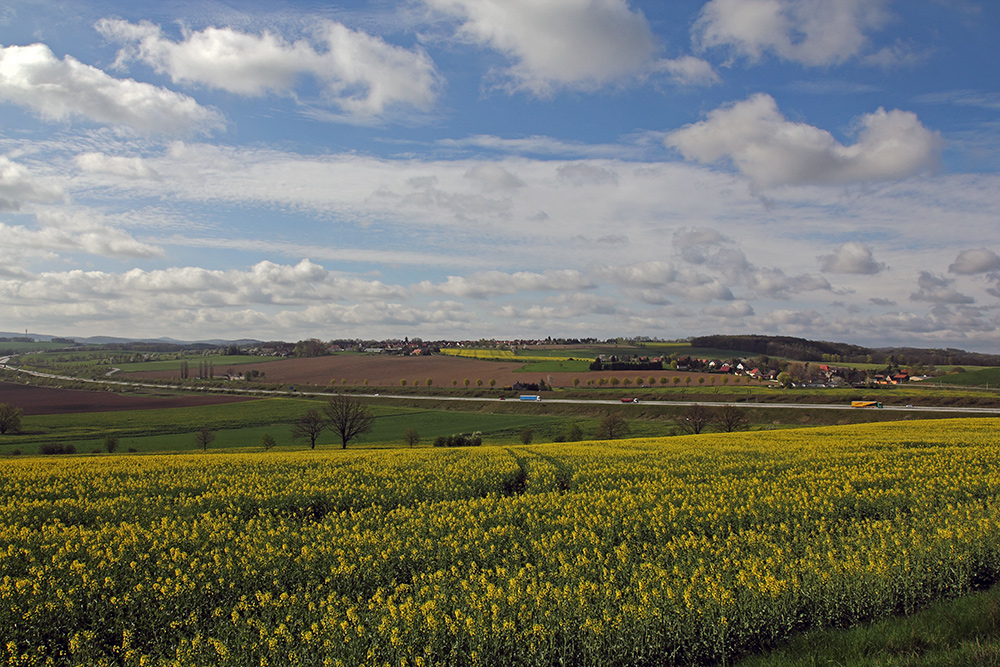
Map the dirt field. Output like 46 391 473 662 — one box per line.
127 354 709 389
0 382 256 416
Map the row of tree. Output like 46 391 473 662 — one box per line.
676 403 751 434
291 396 376 449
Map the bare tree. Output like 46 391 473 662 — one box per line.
103 433 120 453
324 396 375 449
291 408 327 449
0 403 23 434
403 427 419 448
195 427 215 451
715 404 751 433
678 404 711 435
519 427 534 445
595 412 630 440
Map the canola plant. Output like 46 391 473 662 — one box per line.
1 418 999 666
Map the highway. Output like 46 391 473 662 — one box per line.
4 359 1000 415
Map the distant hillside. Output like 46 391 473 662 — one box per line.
689 335 1000 367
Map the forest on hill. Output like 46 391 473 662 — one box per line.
689 335 1000 367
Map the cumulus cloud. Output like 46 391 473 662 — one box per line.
666 93 942 188
756 307 828 331
0 43 223 134
693 0 892 66
0 259 406 311
286 300 469 329
948 248 1000 275
652 55 720 86
910 271 974 304
557 163 619 186
422 0 659 94
419 269 593 299
596 261 677 287
0 216 161 261
703 300 754 318
746 267 831 298
97 19 440 119
596 261 736 303
819 241 886 274
0 156 64 211
464 164 525 191
75 152 160 180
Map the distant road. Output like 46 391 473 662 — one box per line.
5 361 1000 416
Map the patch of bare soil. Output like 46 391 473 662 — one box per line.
0 382 255 416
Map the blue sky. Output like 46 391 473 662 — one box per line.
1 0 999 350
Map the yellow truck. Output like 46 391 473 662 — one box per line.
851 400 884 408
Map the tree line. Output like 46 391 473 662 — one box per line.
690 334 1000 367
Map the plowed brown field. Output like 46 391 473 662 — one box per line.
126 355 706 389
0 382 255 415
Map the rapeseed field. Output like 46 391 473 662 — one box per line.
1 418 998 666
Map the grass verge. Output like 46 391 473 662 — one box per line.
737 582 1000 666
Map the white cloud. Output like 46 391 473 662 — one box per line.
673 226 729 249
97 18 440 119
652 55 720 86
910 271 974 304
463 164 525 191
703 300 754 318
284 300 470 329
756 307 828 331
666 93 942 188
745 267 830 298
0 156 64 210
948 248 1000 275
0 43 223 134
0 259 406 312
0 209 161 260
423 0 658 94
75 152 160 180
597 261 736 303
693 0 892 66
862 40 931 69
436 134 638 159
597 261 677 287
419 269 593 298
557 163 618 186
820 241 886 274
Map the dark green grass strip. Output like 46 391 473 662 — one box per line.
736 583 1000 667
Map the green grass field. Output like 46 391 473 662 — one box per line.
932 366 1000 388
0 397 576 454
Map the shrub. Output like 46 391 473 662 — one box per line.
565 423 584 442
433 432 483 447
0 403 23 434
